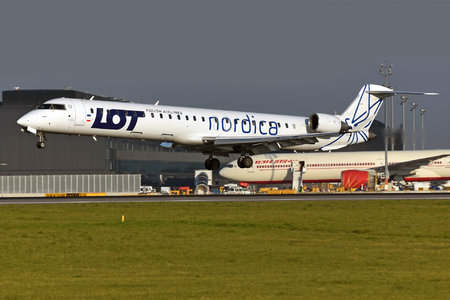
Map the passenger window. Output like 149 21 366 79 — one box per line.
285 123 289 128
186 116 189 121
193 116 197 121
90 108 94 113
177 115 181 120
169 114 172 119
202 117 205 122
160 113 163 119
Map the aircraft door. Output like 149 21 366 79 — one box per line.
71 99 86 126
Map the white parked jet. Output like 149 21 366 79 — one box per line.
17 84 437 170
219 150 450 184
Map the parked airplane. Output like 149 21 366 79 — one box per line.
219 150 450 184
17 84 437 170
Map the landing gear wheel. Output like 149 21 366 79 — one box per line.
36 141 46 149
238 156 253 168
36 132 47 149
205 158 220 170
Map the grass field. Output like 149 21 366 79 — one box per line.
1 199 450 299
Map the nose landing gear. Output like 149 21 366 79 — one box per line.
36 132 46 149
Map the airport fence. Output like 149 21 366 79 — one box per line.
0 174 141 195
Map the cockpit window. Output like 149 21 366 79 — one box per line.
37 104 66 110
226 164 233 168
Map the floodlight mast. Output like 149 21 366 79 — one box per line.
378 63 393 183
411 102 418 150
420 108 426 150
400 96 407 150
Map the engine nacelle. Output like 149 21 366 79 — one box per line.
308 113 350 133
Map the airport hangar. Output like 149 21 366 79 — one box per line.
0 88 394 191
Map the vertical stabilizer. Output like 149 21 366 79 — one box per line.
340 84 389 132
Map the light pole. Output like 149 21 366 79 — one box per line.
411 102 418 150
400 96 407 150
389 86 395 151
379 63 393 183
420 108 426 150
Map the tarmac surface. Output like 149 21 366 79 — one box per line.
1 192 450 205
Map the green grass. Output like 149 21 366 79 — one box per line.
1 200 450 299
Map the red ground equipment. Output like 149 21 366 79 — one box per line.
341 170 376 190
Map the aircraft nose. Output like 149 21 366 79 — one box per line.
218 167 227 178
17 115 29 127
17 112 38 133
219 163 234 180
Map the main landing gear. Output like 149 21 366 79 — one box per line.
204 155 253 170
205 157 220 170
36 132 46 149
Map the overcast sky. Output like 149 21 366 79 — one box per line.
1 0 449 148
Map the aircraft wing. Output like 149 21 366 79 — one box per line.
202 131 342 153
207 131 341 145
200 131 344 155
372 154 449 177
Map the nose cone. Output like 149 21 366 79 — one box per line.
218 166 229 178
219 164 234 180
17 114 29 127
17 111 39 134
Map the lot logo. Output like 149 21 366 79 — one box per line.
92 108 145 131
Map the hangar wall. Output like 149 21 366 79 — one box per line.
0 174 140 196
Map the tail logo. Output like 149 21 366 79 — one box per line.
345 84 383 129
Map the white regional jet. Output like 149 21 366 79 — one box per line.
219 150 450 184
17 84 437 170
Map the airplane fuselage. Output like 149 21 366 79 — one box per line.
17 98 357 152
17 84 436 170
219 150 450 183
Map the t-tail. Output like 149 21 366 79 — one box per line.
318 84 438 151
340 84 387 133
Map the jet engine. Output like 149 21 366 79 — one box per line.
308 113 350 133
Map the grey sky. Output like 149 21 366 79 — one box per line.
1 0 449 148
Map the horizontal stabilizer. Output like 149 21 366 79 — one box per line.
367 89 438 99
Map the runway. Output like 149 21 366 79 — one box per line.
1 192 450 205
